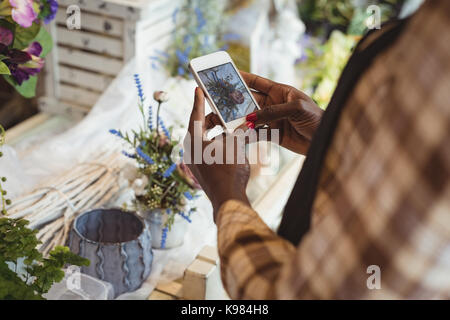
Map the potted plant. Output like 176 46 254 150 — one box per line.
110 74 200 249
0 125 90 300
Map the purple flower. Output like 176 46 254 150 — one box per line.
222 33 240 42
134 74 145 104
42 0 58 24
136 146 154 164
9 0 38 28
194 7 206 33
109 129 122 138
122 151 136 159
0 27 13 46
163 163 177 178
160 226 168 249
159 119 170 138
183 191 193 200
178 211 192 223
148 105 153 130
0 41 44 85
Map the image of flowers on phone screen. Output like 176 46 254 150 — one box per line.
198 63 257 123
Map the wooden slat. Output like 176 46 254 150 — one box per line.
123 20 136 62
56 9 124 37
59 66 113 92
57 47 123 76
38 96 89 119
5 113 51 145
147 290 176 300
58 0 179 22
155 281 183 299
43 22 60 99
58 0 140 19
59 84 101 107
56 27 124 57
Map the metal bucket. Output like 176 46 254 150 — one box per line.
69 208 153 297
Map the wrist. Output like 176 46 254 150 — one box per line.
211 192 250 222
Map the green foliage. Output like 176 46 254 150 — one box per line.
300 31 357 109
0 125 90 300
4 75 38 99
32 26 53 58
0 61 10 75
0 125 10 215
298 0 406 37
297 0 406 109
12 22 41 50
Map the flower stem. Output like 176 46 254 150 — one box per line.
156 101 162 138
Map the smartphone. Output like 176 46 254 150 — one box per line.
189 51 260 131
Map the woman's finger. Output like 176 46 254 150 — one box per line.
250 90 268 106
205 112 222 129
188 87 206 135
248 100 300 125
240 70 277 94
232 122 273 145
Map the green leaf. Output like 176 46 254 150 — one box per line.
4 75 37 98
13 23 41 50
32 26 53 57
0 61 10 75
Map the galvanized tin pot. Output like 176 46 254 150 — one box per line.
69 208 153 297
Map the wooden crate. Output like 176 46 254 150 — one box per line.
39 0 181 117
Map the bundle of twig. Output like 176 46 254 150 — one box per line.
8 152 125 256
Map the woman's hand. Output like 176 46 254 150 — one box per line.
184 88 251 221
242 71 324 155
204 72 323 154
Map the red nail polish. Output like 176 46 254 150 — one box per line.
246 121 255 129
246 112 257 122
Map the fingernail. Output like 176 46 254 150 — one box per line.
246 112 257 122
246 121 255 129
195 87 198 94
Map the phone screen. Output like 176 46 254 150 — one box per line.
198 63 257 123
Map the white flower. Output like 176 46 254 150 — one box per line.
153 91 169 103
131 175 149 196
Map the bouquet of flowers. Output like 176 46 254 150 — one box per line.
0 0 58 98
110 75 200 240
201 67 245 121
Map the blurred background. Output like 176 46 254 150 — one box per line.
0 0 424 131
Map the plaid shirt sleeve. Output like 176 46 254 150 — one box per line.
217 0 450 300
